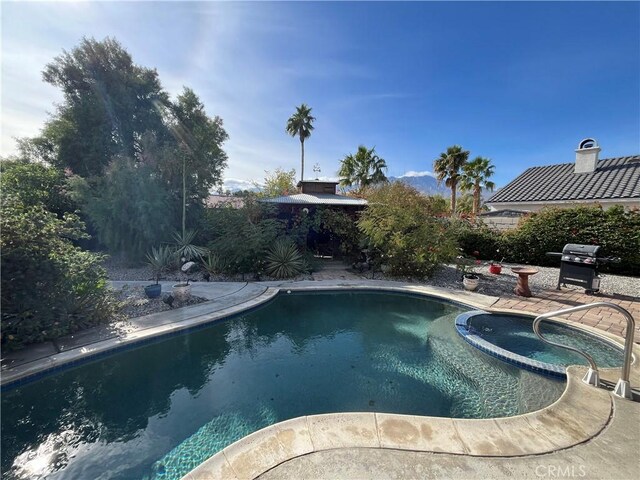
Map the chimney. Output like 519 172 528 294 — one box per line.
574 138 600 173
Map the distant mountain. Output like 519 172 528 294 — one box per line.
390 173 496 201
220 178 260 193
221 172 494 200
389 173 449 196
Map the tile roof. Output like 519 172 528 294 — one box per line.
205 195 245 208
487 156 640 204
260 193 368 206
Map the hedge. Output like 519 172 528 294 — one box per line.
458 206 640 275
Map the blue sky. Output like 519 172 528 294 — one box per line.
2 1 639 190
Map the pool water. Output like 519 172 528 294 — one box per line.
1 292 565 480
467 313 624 368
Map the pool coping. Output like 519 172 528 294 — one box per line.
181 366 616 480
0 286 282 389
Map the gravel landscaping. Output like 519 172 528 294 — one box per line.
104 257 638 303
115 285 208 319
375 262 639 299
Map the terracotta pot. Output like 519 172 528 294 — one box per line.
489 264 502 275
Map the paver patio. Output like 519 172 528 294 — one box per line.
491 288 639 341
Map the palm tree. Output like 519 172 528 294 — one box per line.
338 145 388 192
286 104 315 182
460 156 495 215
433 145 470 214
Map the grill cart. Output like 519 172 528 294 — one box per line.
546 244 620 294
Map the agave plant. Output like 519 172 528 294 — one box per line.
172 229 208 262
202 250 228 275
146 244 174 284
265 239 305 279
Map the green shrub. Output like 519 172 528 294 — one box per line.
358 183 458 278
69 157 176 260
265 239 306 279
0 160 76 217
201 251 228 276
454 219 503 260
201 199 282 276
503 206 640 275
317 208 362 259
1 197 118 350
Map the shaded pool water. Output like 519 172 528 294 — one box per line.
1 292 565 480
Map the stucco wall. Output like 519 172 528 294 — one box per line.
486 200 640 212
480 216 522 231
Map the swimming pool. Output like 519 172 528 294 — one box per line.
1 291 566 480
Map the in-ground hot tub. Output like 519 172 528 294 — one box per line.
456 310 625 377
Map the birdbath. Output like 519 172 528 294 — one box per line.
511 267 539 297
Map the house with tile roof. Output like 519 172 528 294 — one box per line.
482 139 640 229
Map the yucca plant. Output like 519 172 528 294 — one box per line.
265 239 305 279
202 250 228 275
172 229 208 262
146 244 174 284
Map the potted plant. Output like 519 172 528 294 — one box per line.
172 279 191 301
173 260 196 301
456 255 480 291
463 273 480 291
489 261 503 275
145 245 173 298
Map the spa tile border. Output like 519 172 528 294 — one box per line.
456 310 575 378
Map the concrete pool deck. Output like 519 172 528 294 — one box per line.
1 279 639 479
184 367 640 480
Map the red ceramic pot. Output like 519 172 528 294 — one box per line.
489 264 502 275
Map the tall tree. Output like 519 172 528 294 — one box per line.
259 168 297 197
33 37 169 176
68 156 175 259
161 87 229 236
286 104 315 182
455 193 475 215
338 145 388 192
433 145 470 214
460 156 495 215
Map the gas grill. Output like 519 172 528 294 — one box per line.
546 244 620 294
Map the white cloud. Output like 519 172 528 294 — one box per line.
220 178 259 193
399 170 435 178
0 2 375 183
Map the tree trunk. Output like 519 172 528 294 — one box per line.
182 156 186 238
300 137 305 182
450 180 457 215
474 181 480 215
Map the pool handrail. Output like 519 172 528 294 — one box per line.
533 302 635 400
